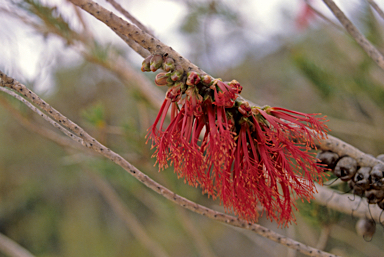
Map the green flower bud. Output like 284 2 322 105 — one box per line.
201 75 212 85
170 65 184 81
150 54 163 72
141 55 152 72
155 72 170 86
162 57 175 72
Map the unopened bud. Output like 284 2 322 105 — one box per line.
171 65 184 81
141 55 152 72
150 54 163 72
155 72 170 86
201 75 212 85
166 77 175 87
162 57 175 72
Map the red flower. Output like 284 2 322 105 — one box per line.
144 61 328 225
148 84 210 188
200 100 236 197
210 79 239 107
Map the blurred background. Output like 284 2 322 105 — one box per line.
1 0 384 256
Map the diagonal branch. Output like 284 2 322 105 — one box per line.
0 233 35 257
304 0 343 30
367 0 384 21
0 71 339 257
322 0 384 71
314 184 383 223
69 0 205 74
105 0 154 36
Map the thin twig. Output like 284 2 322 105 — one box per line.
304 0 343 30
0 233 35 257
115 31 151 58
82 51 163 108
0 71 339 257
322 0 384 71
0 97 89 153
367 0 384 21
105 0 154 36
0 87 85 146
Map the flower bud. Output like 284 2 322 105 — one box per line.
150 54 163 72
155 72 170 86
162 57 175 72
186 71 201 86
171 65 184 81
141 55 152 72
166 77 175 87
201 75 212 85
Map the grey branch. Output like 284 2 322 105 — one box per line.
322 0 384 71
69 0 206 75
315 185 383 223
0 71 340 257
315 134 383 167
105 0 154 36
367 0 384 21
0 232 34 257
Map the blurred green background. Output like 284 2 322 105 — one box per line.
1 0 384 256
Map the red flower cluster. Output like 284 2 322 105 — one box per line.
143 56 328 226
